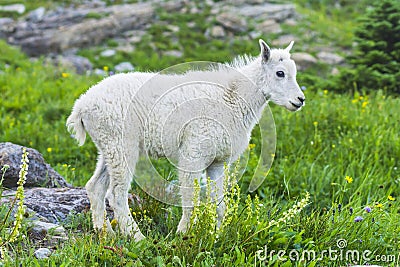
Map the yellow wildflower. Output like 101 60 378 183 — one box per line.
345 175 353 183
323 90 328 95
103 66 109 72
376 203 383 208
47 147 52 153
388 195 395 201
61 72 69 78
110 219 118 228
362 101 368 108
248 143 256 149
313 121 318 127
351 99 358 104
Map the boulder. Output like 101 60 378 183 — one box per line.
2 1 184 56
163 50 183 58
317 51 345 65
100 49 116 57
115 62 135 72
0 187 89 224
208 25 226 38
54 54 93 74
0 4 25 14
0 142 70 189
256 19 282 34
34 248 52 259
27 7 46 23
0 18 15 38
272 34 298 47
24 187 89 223
291 52 318 70
234 3 296 22
30 221 67 241
216 12 248 33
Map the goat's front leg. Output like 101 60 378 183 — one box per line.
176 169 201 233
206 163 226 227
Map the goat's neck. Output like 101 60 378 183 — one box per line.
228 58 268 129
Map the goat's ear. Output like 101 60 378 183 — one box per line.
285 41 294 53
259 39 271 63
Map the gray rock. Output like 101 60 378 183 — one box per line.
234 3 296 22
0 142 71 189
0 4 25 14
55 54 93 74
93 68 107 76
25 187 90 223
115 62 135 72
163 50 183 58
100 49 116 57
1 187 90 223
116 43 135 53
317 51 345 65
27 7 46 22
331 67 340 75
4 1 184 56
0 17 15 38
208 25 225 38
271 34 298 47
249 31 261 40
0 17 14 27
34 248 52 259
31 221 67 239
124 30 147 44
256 19 282 34
291 52 318 70
167 25 180 33
284 18 298 26
216 12 247 33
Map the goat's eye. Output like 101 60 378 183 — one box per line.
276 71 285 78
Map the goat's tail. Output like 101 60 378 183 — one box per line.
66 109 86 146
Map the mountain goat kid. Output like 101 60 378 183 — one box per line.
66 39 305 241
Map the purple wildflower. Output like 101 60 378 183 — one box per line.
364 206 372 213
354 216 363 222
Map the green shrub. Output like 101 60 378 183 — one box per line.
333 0 400 93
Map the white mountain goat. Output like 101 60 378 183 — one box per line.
66 39 305 241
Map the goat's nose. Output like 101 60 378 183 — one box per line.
298 96 305 104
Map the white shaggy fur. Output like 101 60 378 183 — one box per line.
66 40 305 240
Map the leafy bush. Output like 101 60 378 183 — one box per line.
333 0 400 93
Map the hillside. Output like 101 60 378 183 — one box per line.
0 0 399 266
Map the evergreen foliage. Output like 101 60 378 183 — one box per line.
336 0 400 93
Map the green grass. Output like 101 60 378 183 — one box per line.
0 1 399 266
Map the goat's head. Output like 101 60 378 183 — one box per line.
258 39 305 111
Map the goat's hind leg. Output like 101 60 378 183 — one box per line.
85 154 113 234
106 149 145 241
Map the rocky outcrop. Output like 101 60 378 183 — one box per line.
22 187 89 223
2 1 184 56
0 142 70 188
0 1 299 57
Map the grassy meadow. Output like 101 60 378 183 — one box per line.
0 0 399 266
